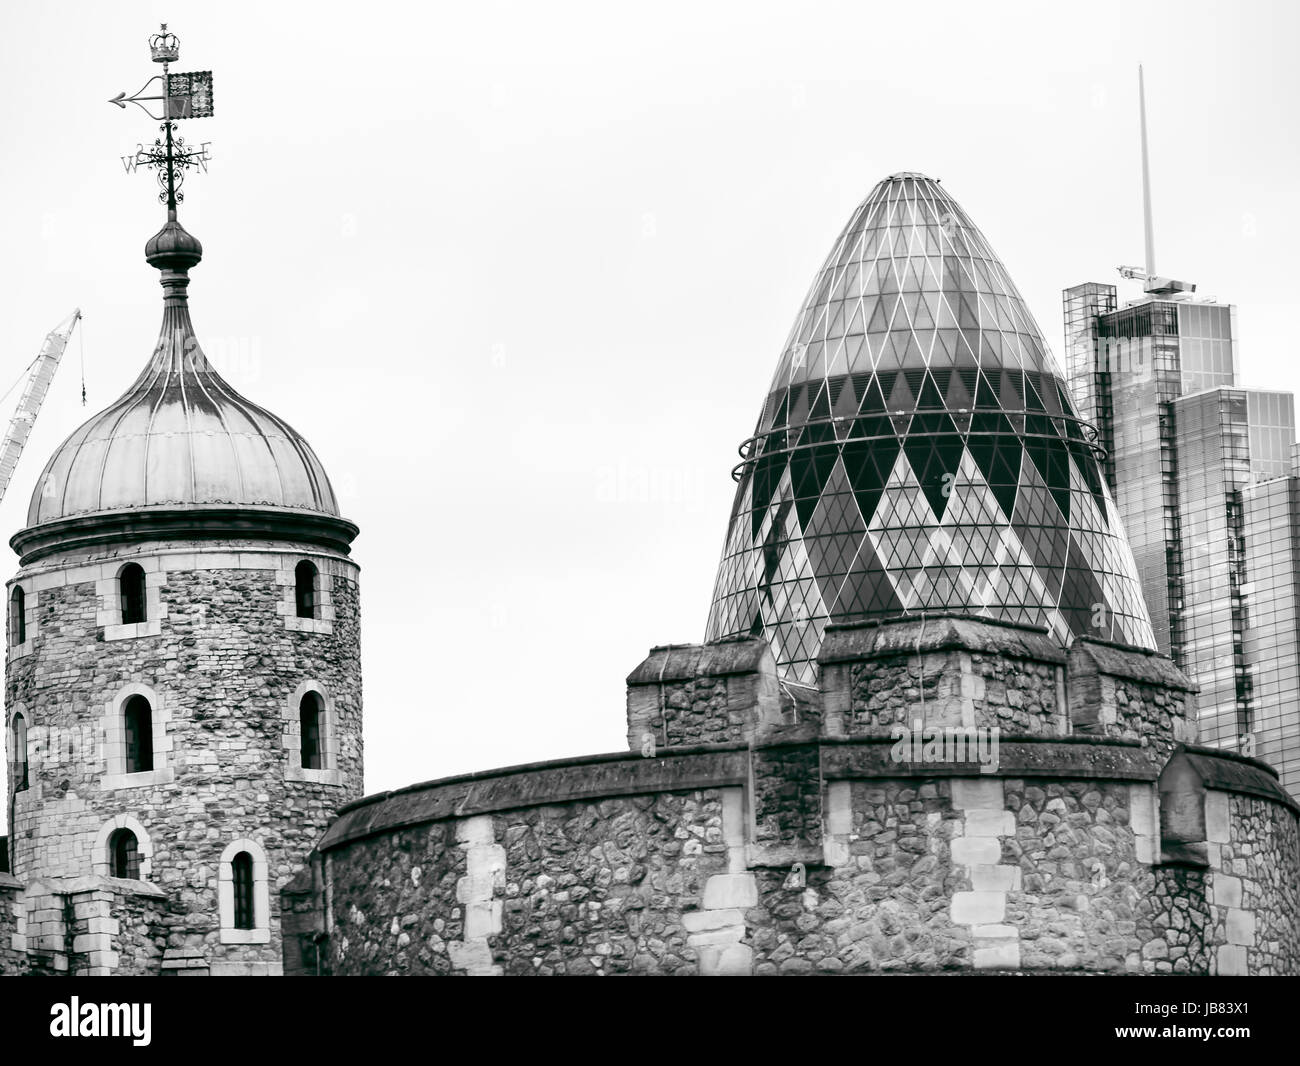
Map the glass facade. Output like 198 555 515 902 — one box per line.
1065 279 1300 799
1243 476 1300 793
705 174 1156 683
1246 391 1295 480
1091 298 1188 659
1176 302 1237 394
1063 283 1118 487
1173 389 1252 750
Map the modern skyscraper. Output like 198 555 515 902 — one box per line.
1242 462 1300 794
706 173 1155 683
1064 279 1300 795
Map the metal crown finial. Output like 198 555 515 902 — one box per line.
149 24 180 64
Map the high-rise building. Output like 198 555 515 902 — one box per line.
1243 465 1300 794
1063 281 1300 795
705 173 1155 683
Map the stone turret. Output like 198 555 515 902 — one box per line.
3 213 362 976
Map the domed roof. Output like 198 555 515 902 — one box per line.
14 215 354 562
705 173 1155 682
27 351 340 525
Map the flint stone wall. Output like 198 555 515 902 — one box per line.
1208 793 1300 975
819 617 1068 738
292 617 1298 976
5 543 363 969
1068 639 1196 766
301 745 1300 975
625 641 787 749
0 873 22 975
111 884 169 976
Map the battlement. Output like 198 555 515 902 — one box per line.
627 616 1196 759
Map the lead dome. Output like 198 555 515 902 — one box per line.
15 217 352 562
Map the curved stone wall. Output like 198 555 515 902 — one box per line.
285 618 1300 977
297 738 1298 975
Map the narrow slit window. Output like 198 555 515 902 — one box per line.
124 695 153 774
10 586 25 645
109 828 140 879
11 712 28 792
120 564 147 625
232 851 255 930
300 692 322 769
295 561 318 619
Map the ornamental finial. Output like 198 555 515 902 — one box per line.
107 26 215 281
149 24 180 65
109 25 214 223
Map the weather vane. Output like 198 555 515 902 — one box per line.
110 24 214 211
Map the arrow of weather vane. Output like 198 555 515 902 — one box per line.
109 24 214 210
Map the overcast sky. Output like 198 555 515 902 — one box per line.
1 0 1297 822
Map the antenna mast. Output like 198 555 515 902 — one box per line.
1117 67 1195 296
1139 65 1156 275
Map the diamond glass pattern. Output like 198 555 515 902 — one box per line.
705 174 1157 682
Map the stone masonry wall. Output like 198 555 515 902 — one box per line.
329 818 465 975
295 620 1297 977
110 886 169 976
0 874 22 975
310 764 1300 975
1205 792 1300 975
745 780 969 973
642 678 746 748
1004 779 1159 971
328 792 739 976
1149 865 1213 975
1068 640 1195 769
280 849 329 976
495 793 730 975
752 736 823 853
6 543 362 970
844 651 1064 736
742 777 1174 973
625 640 784 750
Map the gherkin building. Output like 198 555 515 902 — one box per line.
705 173 1156 683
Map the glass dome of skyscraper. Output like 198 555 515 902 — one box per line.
705 173 1156 682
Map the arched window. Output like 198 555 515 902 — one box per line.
10 585 25 645
124 695 153 774
120 563 147 625
94 816 154 879
219 837 269 944
108 827 140 879
300 691 322 769
10 712 28 792
295 561 318 619
231 851 255 930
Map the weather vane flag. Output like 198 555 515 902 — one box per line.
110 24 213 212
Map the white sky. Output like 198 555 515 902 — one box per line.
2 0 1297 825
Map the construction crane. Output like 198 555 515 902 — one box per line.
0 309 82 507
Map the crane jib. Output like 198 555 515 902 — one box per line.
0 310 81 506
